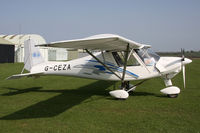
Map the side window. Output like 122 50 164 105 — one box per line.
112 52 123 66
112 52 140 67
127 54 140 66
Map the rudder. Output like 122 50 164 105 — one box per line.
24 39 44 71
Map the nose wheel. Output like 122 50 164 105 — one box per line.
161 78 180 98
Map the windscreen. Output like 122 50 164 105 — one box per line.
135 48 160 66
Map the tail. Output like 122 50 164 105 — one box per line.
24 39 45 71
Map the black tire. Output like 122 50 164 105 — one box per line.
167 94 178 98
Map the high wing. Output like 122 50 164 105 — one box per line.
39 34 150 51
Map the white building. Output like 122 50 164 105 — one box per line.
0 34 68 62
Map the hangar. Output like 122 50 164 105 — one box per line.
0 37 14 63
0 34 73 63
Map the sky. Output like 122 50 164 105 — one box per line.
0 0 200 51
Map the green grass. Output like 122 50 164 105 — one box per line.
0 60 200 133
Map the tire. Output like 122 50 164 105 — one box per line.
167 94 178 98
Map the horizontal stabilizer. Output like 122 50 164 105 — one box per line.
6 72 43 80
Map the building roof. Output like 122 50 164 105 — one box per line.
0 34 46 45
0 37 13 45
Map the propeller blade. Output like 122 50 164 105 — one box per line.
181 48 186 89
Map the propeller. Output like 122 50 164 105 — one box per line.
181 49 186 88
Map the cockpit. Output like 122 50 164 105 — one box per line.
112 47 160 67
135 47 160 66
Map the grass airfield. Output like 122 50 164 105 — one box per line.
0 59 199 133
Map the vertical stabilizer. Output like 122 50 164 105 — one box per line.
24 39 44 71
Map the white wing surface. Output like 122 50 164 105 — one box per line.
40 34 149 51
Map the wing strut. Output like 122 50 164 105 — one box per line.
121 43 129 89
85 49 122 80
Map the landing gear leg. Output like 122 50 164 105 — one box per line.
121 81 136 92
121 81 130 91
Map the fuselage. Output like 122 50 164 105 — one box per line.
30 50 192 81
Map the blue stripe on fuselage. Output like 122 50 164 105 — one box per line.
87 60 139 78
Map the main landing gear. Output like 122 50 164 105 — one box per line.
109 80 146 99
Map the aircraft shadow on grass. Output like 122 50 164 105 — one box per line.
0 81 158 120
0 80 114 120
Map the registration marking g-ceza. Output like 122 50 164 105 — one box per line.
44 64 71 71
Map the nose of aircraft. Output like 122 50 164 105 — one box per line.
183 58 192 65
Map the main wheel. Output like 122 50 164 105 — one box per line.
167 94 178 98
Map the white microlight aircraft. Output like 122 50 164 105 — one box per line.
7 34 192 99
